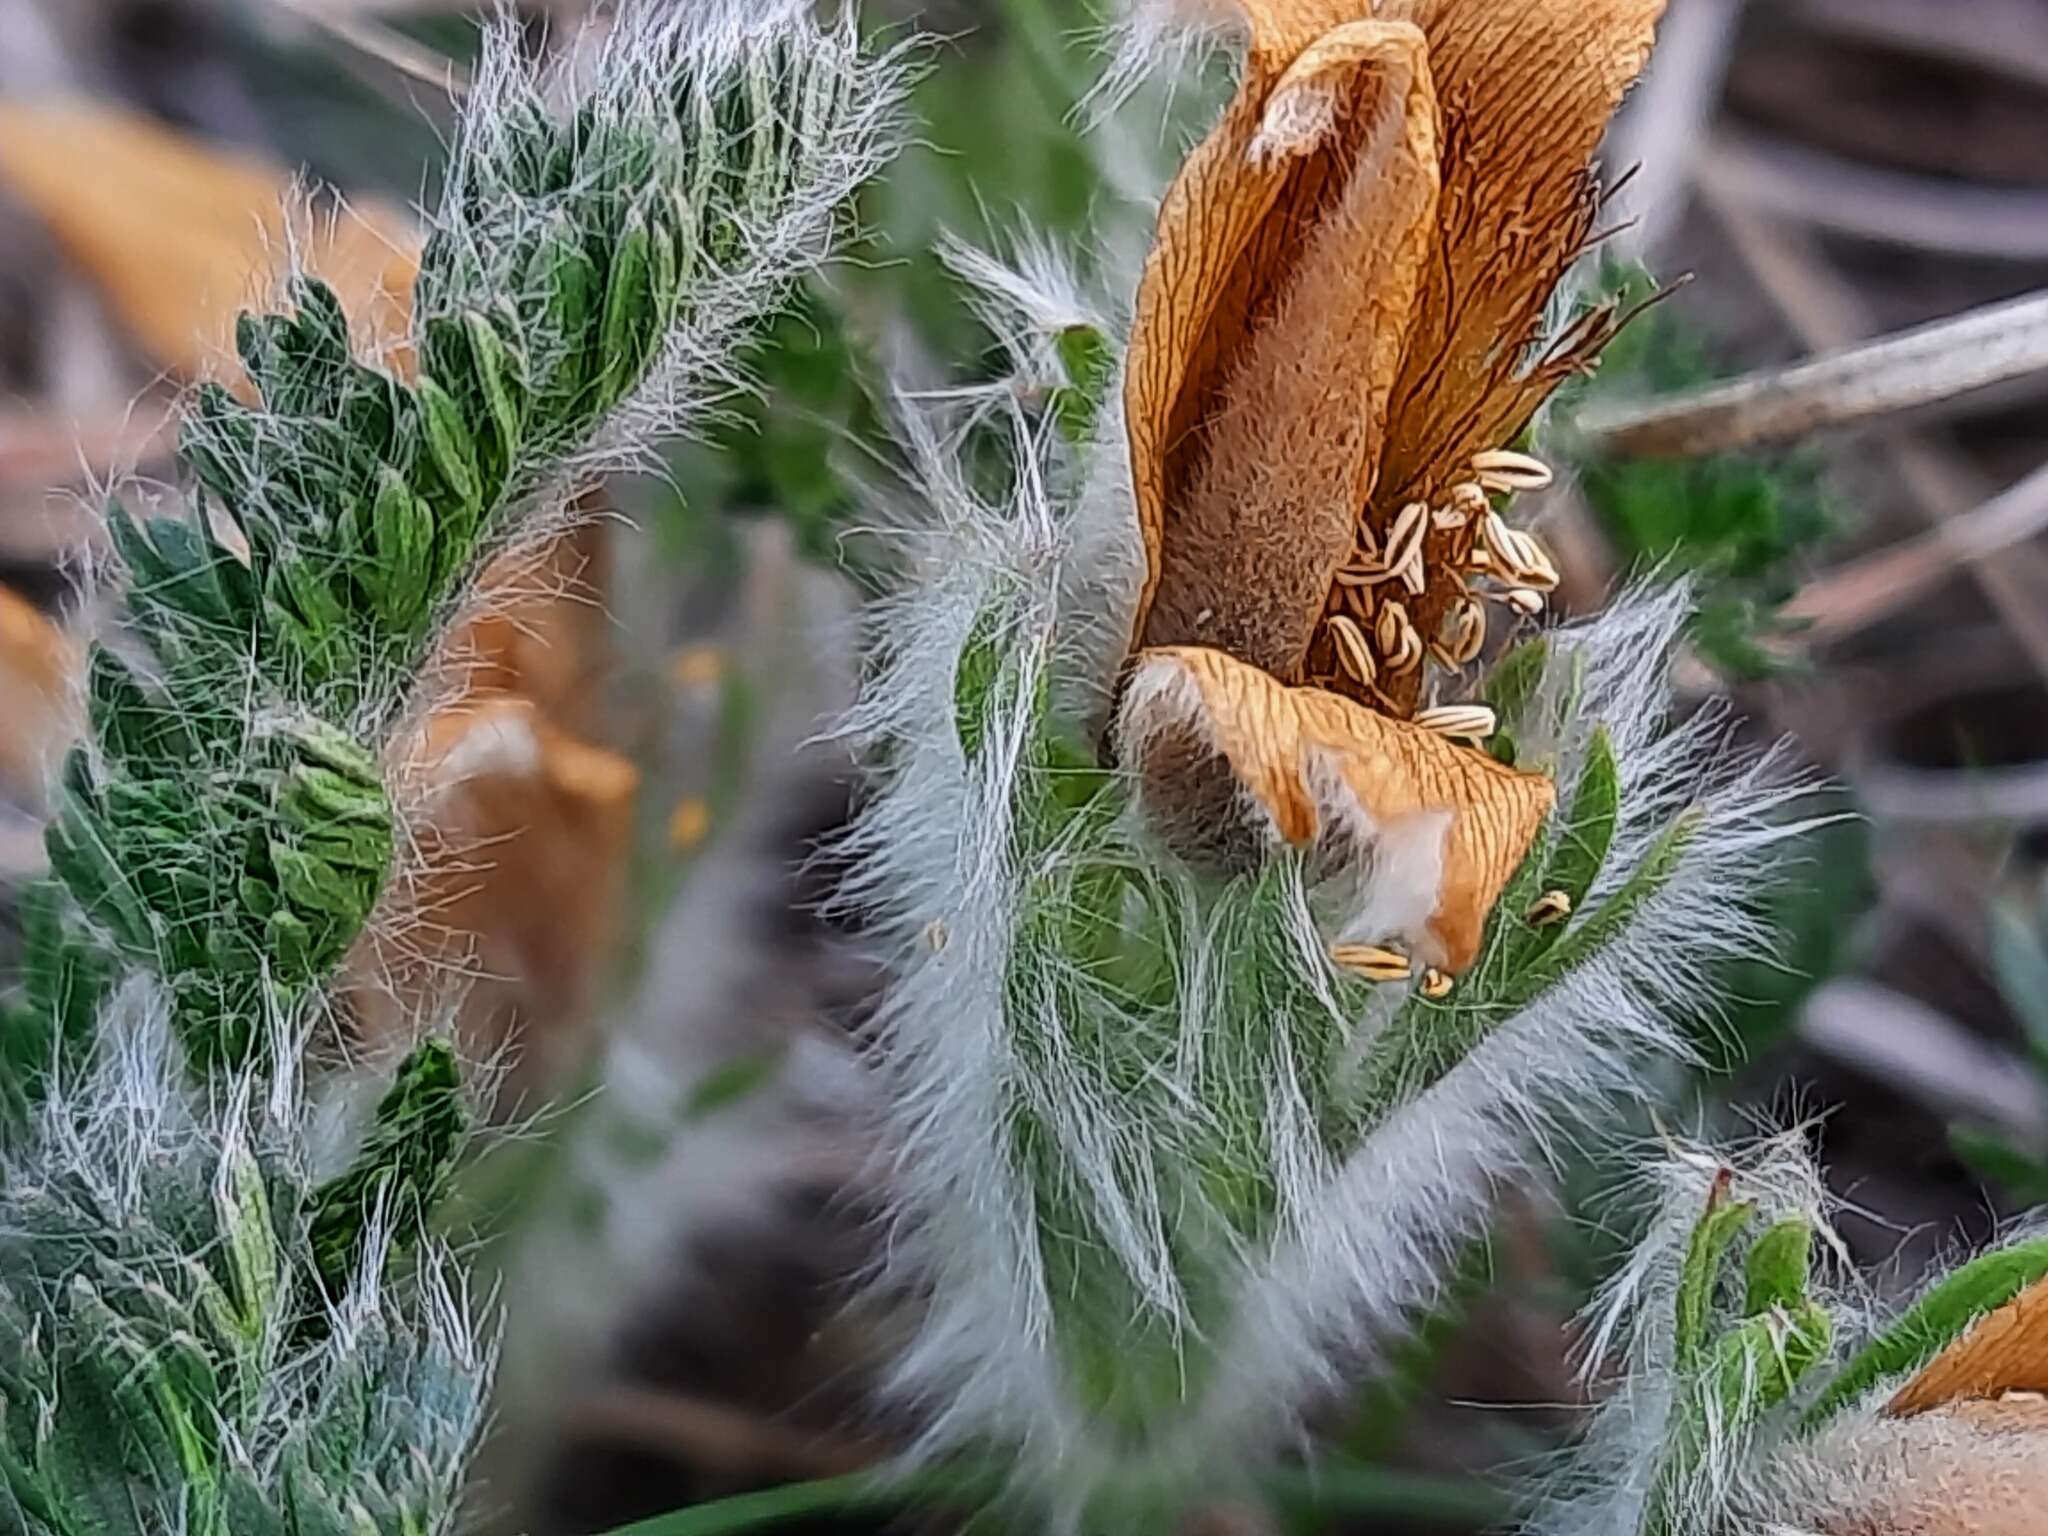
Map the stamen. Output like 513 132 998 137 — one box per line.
1419 967 1453 1000
1502 528 1561 592
1380 501 1427 594
1414 703 1497 742
1330 943 1412 982
1333 561 1386 588
1437 597 1487 666
1478 509 1517 571
1375 600 1422 673
1327 613 1377 687
1501 587 1545 618
1525 889 1572 927
1472 448 1554 493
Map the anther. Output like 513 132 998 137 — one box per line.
1414 703 1497 743
1330 943 1413 982
1472 448 1554 493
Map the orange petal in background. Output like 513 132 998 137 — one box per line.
0 100 419 384
1888 1274 2048 1419
0 585 75 805
1134 20 1440 683
1117 644 1553 972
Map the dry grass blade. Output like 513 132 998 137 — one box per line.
1791 0 2048 94
271 0 473 97
1785 461 2048 642
1704 133 2048 262
1579 289 2048 459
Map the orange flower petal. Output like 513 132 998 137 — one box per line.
1127 11 1439 679
0 100 419 384
1888 1275 2048 1419
1116 644 1553 971
1371 0 1665 508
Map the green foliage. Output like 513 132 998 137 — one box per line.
9 20 857 1094
305 1041 468 1296
1646 1186 1833 1536
662 0 1147 562
0 1083 481 1536
1573 267 1831 678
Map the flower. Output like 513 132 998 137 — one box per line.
1112 0 1663 977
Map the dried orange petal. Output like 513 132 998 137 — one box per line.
1117 644 1552 971
1889 1275 2048 1418
1127 12 1438 679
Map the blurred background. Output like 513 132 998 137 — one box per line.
4 0 2048 1531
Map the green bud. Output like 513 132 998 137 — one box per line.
1744 1217 1816 1317
598 206 659 408
415 375 483 522
1050 324 1114 445
1675 1174 1754 1371
216 1141 282 1347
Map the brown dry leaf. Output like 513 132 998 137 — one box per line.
0 99 419 383
1887 1275 2048 1418
0 584 75 802
1119 645 1554 971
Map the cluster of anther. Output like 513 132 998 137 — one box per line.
1313 447 1562 742
1315 447 1571 997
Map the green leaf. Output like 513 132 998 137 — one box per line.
1675 1173 1753 1371
216 1142 281 1348
1050 324 1113 444
1802 1236 2048 1428
1743 1216 1815 1317
416 375 483 527
598 206 660 408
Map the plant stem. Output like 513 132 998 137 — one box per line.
594 1461 1517 1536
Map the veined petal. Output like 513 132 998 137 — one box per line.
1372 0 1666 509
1889 1276 2048 1418
1116 644 1553 971
1126 10 1440 679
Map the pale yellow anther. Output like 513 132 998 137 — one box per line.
1420 967 1453 999
1414 703 1497 743
1525 889 1572 927
1439 597 1487 665
1327 612 1377 687
1375 599 1422 673
1472 448 1555 493
1330 943 1414 982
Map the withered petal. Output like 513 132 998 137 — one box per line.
1116 644 1553 972
1888 1275 2048 1419
1371 0 1666 507
1127 10 1440 678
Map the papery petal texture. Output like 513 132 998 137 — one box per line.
1119 643 1553 968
